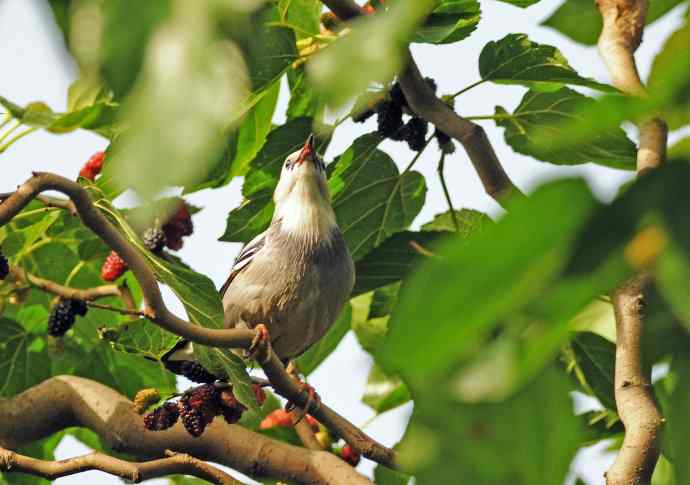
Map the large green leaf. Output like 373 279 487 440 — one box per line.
399 367 584 484
494 88 637 169
541 0 685 45
100 318 179 360
662 357 690 483
378 178 600 383
421 208 492 234
296 304 352 375
100 0 170 98
479 34 614 92
571 331 616 409
330 134 427 260
413 0 481 44
0 319 51 397
287 68 323 121
277 0 322 38
353 231 444 296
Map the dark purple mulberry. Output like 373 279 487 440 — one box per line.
143 402 180 431
0 250 8 280
179 361 218 384
48 299 88 337
401 117 428 152
376 100 403 138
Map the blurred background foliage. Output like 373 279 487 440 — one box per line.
1 0 690 484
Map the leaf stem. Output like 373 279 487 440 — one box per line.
437 152 459 231
451 79 486 99
0 113 12 131
0 126 38 153
0 120 20 146
402 134 434 173
86 301 147 317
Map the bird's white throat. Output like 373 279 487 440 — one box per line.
275 179 337 241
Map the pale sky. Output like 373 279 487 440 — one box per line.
0 0 687 483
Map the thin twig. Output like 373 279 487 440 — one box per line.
0 446 244 484
437 152 459 231
9 266 121 301
0 172 396 468
86 301 147 317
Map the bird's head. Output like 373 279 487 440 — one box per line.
272 134 336 238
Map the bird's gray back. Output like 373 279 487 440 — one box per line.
222 220 354 360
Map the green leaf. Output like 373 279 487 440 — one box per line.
648 20 690 130
479 34 614 92
362 363 411 414
277 0 322 38
100 318 179 360
542 0 685 45
399 367 584 484
244 5 298 92
413 0 481 44
421 208 492 234
308 0 437 106
663 358 690 483
571 331 616 409
296 304 352 375
100 0 170 98
369 283 400 319
287 68 323 121
655 240 690 332
374 465 414 485
494 88 637 169
330 134 427 260
351 292 389 354
495 0 541 6
227 80 281 179
353 231 443 296
220 117 319 243
378 178 600 383
0 319 51 396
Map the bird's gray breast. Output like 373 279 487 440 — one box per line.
222 222 354 360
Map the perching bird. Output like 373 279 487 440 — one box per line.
164 134 355 378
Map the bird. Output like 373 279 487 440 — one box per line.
163 134 355 381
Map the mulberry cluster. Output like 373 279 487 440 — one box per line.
369 77 442 152
79 151 106 181
142 226 167 254
48 298 88 337
101 250 127 282
0 249 8 280
143 402 179 431
162 202 194 251
143 383 261 438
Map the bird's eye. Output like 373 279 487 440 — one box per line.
284 160 292 170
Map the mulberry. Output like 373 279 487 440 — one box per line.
101 251 127 281
376 100 403 138
143 227 166 254
0 250 8 280
143 402 179 431
79 151 106 181
48 299 87 337
179 361 218 384
401 117 428 152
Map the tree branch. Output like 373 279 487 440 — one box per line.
320 0 522 206
596 1 666 483
0 172 396 468
0 376 372 485
596 0 668 173
9 266 121 301
0 447 243 484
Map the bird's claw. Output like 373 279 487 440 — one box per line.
286 381 321 424
246 324 271 362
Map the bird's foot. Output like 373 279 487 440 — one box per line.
246 324 271 363
286 381 321 424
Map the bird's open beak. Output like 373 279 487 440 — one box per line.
296 134 315 165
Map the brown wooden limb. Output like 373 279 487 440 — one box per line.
0 172 396 468
0 192 77 215
291 410 325 451
596 2 666 482
320 0 522 206
0 446 244 484
607 276 664 485
9 266 121 301
0 376 374 485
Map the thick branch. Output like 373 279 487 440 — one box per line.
596 2 665 483
320 0 521 206
607 277 663 485
0 376 373 485
0 172 395 468
0 447 242 484
596 0 667 173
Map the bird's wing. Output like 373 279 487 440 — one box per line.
219 230 267 297
162 230 268 371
